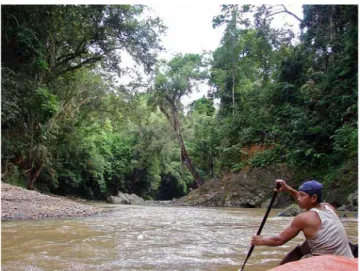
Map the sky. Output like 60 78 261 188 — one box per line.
145 4 304 106
146 4 228 106
151 4 303 58
149 4 227 58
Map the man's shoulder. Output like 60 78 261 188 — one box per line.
291 211 319 229
321 202 337 211
295 209 320 221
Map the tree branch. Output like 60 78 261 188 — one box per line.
55 56 103 76
159 104 172 124
267 5 302 23
56 39 90 65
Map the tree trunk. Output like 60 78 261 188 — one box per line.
329 5 335 43
179 138 204 188
27 163 44 190
232 70 235 115
208 149 214 178
160 102 204 188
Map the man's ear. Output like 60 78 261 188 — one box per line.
311 194 318 203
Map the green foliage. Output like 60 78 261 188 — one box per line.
248 146 282 167
150 53 208 187
1 4 357 202
1 5 169 198
2 164 28 188
184 111 219 178
188 97 215 116
153 53 207 99
331 124 358 160
2 5 165 77
33 87 60 122
207 4 357 192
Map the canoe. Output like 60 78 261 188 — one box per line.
279 241 358 265
270 254 358 271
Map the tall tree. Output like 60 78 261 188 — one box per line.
1 5 165 189
2 5 165 80
149 54 207 187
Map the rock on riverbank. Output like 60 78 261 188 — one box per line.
174 163 294 208
1 182 106 221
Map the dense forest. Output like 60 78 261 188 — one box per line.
1 5 357 202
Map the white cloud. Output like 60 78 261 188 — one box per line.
149 4 225 59
147 4 303 107
118 4 304 106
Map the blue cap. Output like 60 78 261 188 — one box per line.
299 180 323 192
299 180 323 202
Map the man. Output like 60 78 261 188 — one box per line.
251 179 354 258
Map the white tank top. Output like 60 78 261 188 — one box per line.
308 205 354 258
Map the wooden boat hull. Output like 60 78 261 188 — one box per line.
279 241 310 265
270 255 358 271
279 241 358 265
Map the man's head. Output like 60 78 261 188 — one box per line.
298 180 323 203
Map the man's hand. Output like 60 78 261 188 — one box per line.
275 179 288 192
251 235 265 246
275 179 299 201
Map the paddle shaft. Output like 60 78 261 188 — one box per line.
238 183 281 271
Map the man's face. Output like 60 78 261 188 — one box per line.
297 191 312 209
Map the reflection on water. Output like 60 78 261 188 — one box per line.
2 205 358 271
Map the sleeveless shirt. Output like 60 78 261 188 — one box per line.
308 205 354 258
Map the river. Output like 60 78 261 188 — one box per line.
2 204 358 271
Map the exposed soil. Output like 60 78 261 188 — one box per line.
1 182 107 221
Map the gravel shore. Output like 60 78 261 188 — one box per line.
1 182 107 221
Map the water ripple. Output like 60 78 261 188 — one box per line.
2 205 357 271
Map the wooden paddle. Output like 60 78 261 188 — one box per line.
238 182 281 271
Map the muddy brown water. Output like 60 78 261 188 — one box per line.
2 204 358 271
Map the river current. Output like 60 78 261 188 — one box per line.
2 204 358 271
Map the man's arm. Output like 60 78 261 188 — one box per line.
251 214 305 247
276 179 299 201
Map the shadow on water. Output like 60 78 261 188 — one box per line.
2 205 358 271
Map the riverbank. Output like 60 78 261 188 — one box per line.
1 182 107 221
